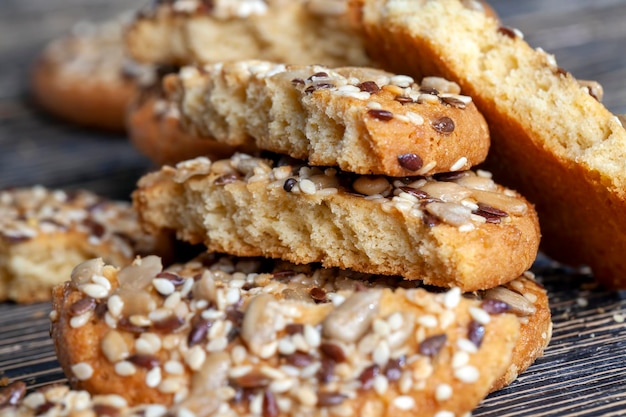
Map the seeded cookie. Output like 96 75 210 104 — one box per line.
133 154 540 291
127 92 248 166
31 16 155 131
125 0 370 68
0 186 167 303
50 254 528 416
351 0 626 289
165 61 490 176
0 383 165 417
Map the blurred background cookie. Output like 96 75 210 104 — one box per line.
0 186 170 303
31 15 155 131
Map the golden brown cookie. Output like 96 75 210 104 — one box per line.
164 61 490 176
50 254 533 416
0 186 167 303
351 0 626 289
133 154 540 291
0 382 167 417
125 0 370 68
127 92 246 166
31 17 155 131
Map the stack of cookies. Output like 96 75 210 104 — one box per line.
15 0 618 416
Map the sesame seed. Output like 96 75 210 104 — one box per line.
129 314 152 327
405 111 425 125
80 283 109 299
469 307 491 324
278 337 297 355
295 387 317 407
373 341 391 366
457 338 478 353
144 405 168 417
158 378 182 393
185 346 206 371
153 278 176 295
249 393 263 414
145 367 162 388
303 325 321 348
435 383 453 401
417 315 438 328
107 295 124 317
225 287 241 305
269 378 294 393
393 395 416 410
450 157 468 171
443 287 461 309
114 361 137 376
70 311 93 328
91 274 111 291
71 362 94 380
164 360 185 375
299 179 317 195
366 101 382 110
434 411 455 417
373 319 390 336
136 333 161 355
207 337 228 352
454 365 480 383
180 278 194 297
373 374 389 395
452 351 470 368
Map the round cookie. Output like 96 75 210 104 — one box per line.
50 254 549 416
31 17 155 131
0 186 169 303
165 61 491 177
134 153 540 292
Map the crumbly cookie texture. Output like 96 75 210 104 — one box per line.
50 254 528 416
133 154 540 291
31 15 155 131
164 61 490 176
125 0 370 67
352 0 626 289
0 186 166 303
127 92 249 166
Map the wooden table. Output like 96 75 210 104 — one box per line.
1 1 626 415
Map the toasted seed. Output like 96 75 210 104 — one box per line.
419 334 447 356
398 153 424 171
432 116 455 134
367 109 394 121
322 291 381 343
317 392 347 407
484 287 536 316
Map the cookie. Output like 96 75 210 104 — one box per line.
127 92 247 166
125 0 371 68
164 61 490 177
0 383 169 417
351 0 626 289
0 186 168 303
31 16 155 131
133 154 540 291
49 254 545 416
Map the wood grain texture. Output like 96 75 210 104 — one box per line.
1 1 626 416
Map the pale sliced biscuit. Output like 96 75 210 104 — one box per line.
352 0 626 289
0 186 167 303
50 254 534 416
125 0 370 67
164 61 490 176
133 154 540 291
